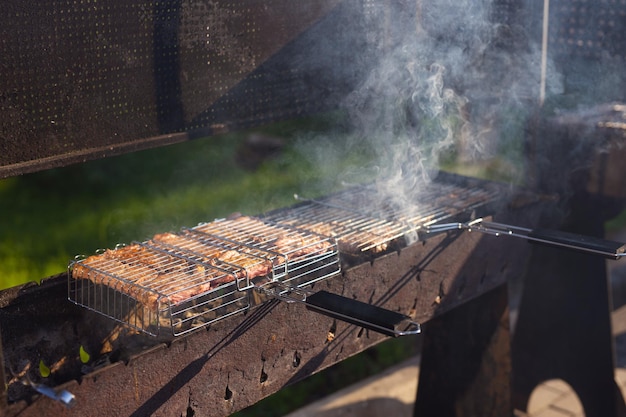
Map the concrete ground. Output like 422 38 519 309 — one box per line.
285 355 419 417
286 254 626 417
286 307 626 417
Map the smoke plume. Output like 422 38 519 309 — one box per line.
298 0 562 205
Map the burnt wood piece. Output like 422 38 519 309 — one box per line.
1 206 535 417
413 284 511 417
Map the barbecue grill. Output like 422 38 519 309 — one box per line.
68 215 341 337
4 170 536 416
70 168 626 342
67 172 503 338
1 0 626 416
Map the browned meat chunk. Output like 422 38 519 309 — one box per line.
71 215 335 313
72 244 230 310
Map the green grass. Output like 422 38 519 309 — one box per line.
606 209 626 234
0 117 369 290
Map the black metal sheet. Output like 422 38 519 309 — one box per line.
2 0 376 177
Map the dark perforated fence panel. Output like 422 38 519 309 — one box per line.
2 0 625 177
549 0 626 60
538 0 626 100
0 0 388 177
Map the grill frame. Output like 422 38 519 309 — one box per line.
3 187 538 416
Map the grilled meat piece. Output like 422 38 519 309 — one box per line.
194 215 334 257
72 244 227 311
152 231 274 282
273 219 388 254
72 251 162 310
71 215 335 313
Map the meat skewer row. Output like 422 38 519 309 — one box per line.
71 244 232 311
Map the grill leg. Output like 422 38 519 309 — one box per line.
413 284 511 417
511 230 626 417
519 105 626 416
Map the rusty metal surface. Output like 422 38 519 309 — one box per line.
0 199 537 416
414 285 511 417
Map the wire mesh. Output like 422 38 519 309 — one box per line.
265 177 500 254
69 215 340 335
68 176 499 336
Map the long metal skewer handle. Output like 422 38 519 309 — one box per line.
427 219 626 260
304 291 421 337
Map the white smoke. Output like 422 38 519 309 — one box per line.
336 0 564 195
294 0 568 204
343 44 466 189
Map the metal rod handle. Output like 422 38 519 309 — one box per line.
469 220 626 260
424 219 626 259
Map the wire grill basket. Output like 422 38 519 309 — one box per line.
264 177 499 254
69 216 340 336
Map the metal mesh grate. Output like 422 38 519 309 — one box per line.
68 241 249 336
68 177 499 336
266 196 410 254
188 217 340 288
69 215 340 335
265 177 500 254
